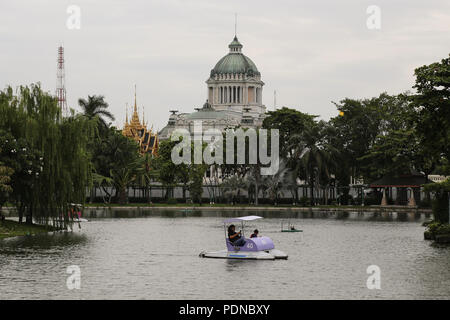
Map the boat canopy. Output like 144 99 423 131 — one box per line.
223 216 263 224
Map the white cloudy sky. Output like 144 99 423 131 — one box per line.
0 0 449 131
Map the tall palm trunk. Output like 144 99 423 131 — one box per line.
118 187 128 205
310 174 315 206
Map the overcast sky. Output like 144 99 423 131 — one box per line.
1 0 449 131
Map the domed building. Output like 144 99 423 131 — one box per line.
159 35 266 140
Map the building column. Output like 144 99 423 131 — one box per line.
244 85 248 105
408 187 416 206
231 86 234 104
212 85 217 104
381 188 387 206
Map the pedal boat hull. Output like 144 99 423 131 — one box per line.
199 236 288 260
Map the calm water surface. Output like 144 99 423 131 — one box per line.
1 210 449 299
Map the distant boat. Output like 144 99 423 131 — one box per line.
281 220 302 233
281 228 302 233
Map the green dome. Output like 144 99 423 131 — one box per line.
210 37 260 77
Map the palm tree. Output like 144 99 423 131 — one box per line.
136 153 160 204
221 175 246 204
261 161 290 205
288 123 338 206
78 95 115 128
246 164 264 205
104 130 142 204
111 161 143 205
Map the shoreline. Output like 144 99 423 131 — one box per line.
2 205 433 216
87 204 432 213
0 220 57 240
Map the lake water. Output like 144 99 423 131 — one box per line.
1 210 449 299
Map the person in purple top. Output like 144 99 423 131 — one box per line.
250 229 259 238
228 225 246 247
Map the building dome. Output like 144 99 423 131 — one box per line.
210 36 260 77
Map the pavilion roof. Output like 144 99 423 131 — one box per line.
369 173 433 188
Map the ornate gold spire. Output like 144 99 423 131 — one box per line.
130 84 141 127
134 84 138 113
121 85 159 156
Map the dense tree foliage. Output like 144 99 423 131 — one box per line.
412 54 450 174
0 84 94 227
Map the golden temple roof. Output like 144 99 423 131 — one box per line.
122 86 158 156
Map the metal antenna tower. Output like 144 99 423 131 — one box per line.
56 45 68 116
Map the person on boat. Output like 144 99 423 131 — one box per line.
228 225 246 246
250 229 259 238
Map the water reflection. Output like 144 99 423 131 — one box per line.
0 232 88 252
82 208 430 223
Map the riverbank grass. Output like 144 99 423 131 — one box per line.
0 219 56 240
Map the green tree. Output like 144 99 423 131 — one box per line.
79 95 115 130
221 175 246 204
92 127 141 204
0 158 14 219
412 54 450 172
424 179 450 223
356 93 428 180
154 140 179 199
0 84 94 227
136 153 159 204
189 164 207 204
263 107 316 158
289 122 338 206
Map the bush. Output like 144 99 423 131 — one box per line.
435 224 450 235
426 222 442 235
426 222 450 236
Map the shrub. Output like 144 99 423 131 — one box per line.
435 224 450 235
426 222 450 236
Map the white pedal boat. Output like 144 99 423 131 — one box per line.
199 216 288 260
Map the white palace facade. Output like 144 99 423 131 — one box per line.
159 35 267 140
